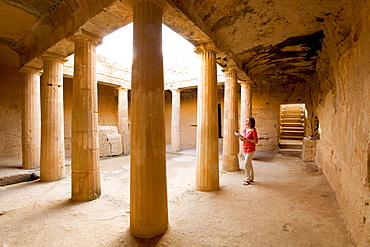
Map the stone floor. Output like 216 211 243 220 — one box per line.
0 148 355 247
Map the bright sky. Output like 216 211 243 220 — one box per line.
96 23 198 69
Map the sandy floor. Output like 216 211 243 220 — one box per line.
0 149 355 247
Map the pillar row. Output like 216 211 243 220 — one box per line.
171 89 181 152
222 67 239 172
71 31 102 201
40 53 66 182
20 67 42 170
130 0 168 239
194 42 220 192
118 88 130 154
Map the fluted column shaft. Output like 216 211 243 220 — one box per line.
171 89 181 152
21 67 42 169
118 88 130 154
71 32 102 201
240 79 253 129
130 0 168 238
222 68 239 171
40 53 66 181
239 79 253 155
194 43 219 191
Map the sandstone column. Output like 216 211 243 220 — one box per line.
222 67 239 172
194 42 219 191
171 89 181 152
240 77 253 123
20 67 42 169
71 31 102 201
130 0 168 238
40 53 66 181
118 88 130 154
239 78 253 155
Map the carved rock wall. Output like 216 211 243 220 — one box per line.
314 0 370 245
0 66 23 158
251 78 310 152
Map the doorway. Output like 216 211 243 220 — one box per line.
279 103 305 156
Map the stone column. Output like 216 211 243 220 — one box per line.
118 88 130 154
71 31 102 201
130 0 168 238
240 77 253 123
239 78 253 155
20 67 42 170
40 53 66 182
194 42 219 191
171 89 181 152
222 67 239 172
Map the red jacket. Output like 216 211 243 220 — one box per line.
243 128 258 153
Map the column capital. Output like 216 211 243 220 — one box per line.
194 42 219 55
222 66 238 74
117 87 130 92
133 0 164 9
19 66 42 75
71 29 103 46
239 77 254 86
40 51 68 63
170 88 182 93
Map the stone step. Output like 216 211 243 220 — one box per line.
281 117 304 121
279 143 302 149
280 135 304 139
281 130 304 134
282 123 304 127
279 148 302 157
281 126 304 130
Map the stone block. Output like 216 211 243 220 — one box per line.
301 138 317 161
98 126 123 157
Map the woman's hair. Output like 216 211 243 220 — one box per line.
247 117 256 129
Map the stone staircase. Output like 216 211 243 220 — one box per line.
279 104 305 156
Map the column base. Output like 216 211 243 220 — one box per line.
222 154 240 172
71 169 101 201
130 223 168 239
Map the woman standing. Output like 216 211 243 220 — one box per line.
240 117 258 185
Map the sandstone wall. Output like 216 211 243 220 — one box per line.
314 0 370 245
0 66 23 158
63 78 73 155
251 79 312 152
98 84 118 127
0 72 123 160
165 89 198 147
179 89 198 146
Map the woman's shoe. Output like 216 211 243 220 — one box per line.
243 181 250 186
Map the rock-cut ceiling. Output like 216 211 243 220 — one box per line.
0 0 343 86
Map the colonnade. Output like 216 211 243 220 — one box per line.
19 0 254 239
